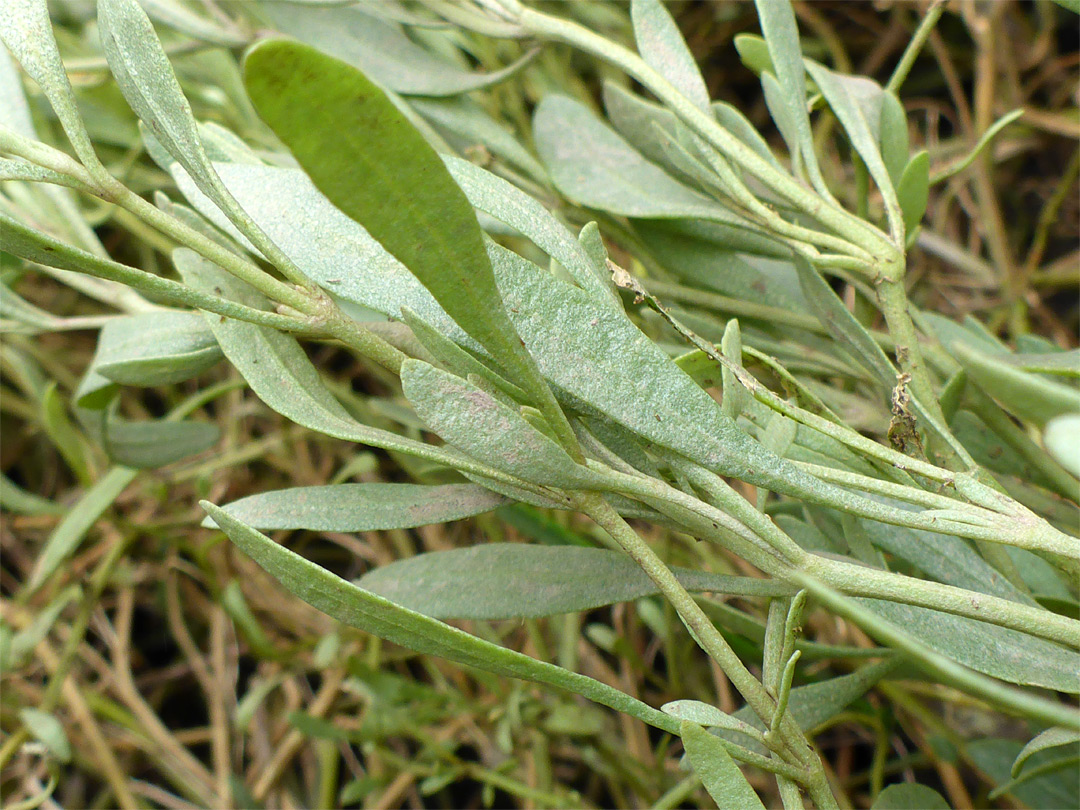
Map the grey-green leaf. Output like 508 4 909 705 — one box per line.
859 598 1080 693
1 0 100 169
105 417 219 469
243 39 546 400
400 360 600 489
204 483 505 532
804 59 899 227
879 91 909 186
357 544 793 619
950 341 1080 427
202 502 681 736
533 94 759 229
442 156 617 306
680 721 767 810
631 0 711 113
93 310 222 386
258 2 532 97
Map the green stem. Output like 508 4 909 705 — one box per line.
885 0 947 94
577 493 817 769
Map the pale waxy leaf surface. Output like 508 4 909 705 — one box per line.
858 598 1079 693
244 39 543 395
871 784 950 809
201 503 681 736
258 2 531 97
356 544 793 619
411 96 545 180
1043 414 1080 478
18 708 71 764
442 156 617 306
400 360 601 489
680 721 767 810
1 0 99 167
105 417 219 469
603 82 686 170
804 59 899 217
172 161 462 337
0 42 36 138
533 94 759 229
630 0 711 114
660 701 762 738
98 0 221 199
711 100 784 170
760 70 801 167
205 483 505 532
752 0 825 187
93 310 222 387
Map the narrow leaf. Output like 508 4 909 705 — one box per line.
1 0 100 168
752 0 828 192
680 721 767 810
205 483 505 532
533 94 761 230
243 40 547 400
357 544 794 619
950 341 1080 427
105 417 219 469
896 150 930 235
442 156 617 306
804 59 900 231
879 91 909 186
201 502 681 735
631 0 711 113
400 360 600 489
259 2 532 97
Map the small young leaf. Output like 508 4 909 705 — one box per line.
732 34 774 77
752 0 829 192
896 150 930 235
804 59 900 228
630 0 711 113
871 783 950 809
711 101 784 169
879 92 910 187
400 360 600 489
680 721 767 810
201 502 681 736
357 544 793 619
205 483 505 532
18 708 72 763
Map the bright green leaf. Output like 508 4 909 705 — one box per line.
18 708 72 763
896 150 930 235
871 783 950 809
